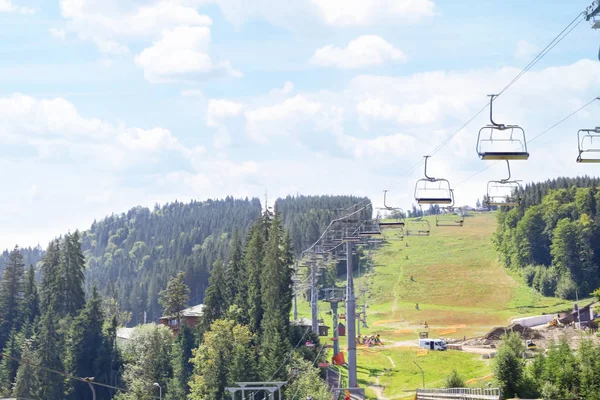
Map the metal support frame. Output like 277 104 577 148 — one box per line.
414 156 454 205
346 240 358 388
310 261 319 335
226 381 286 400
485 160 522 207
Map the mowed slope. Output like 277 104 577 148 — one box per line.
318 212 572 399
361 212 570 340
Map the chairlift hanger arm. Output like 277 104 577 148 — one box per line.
487 94 506 129
423 156 435 180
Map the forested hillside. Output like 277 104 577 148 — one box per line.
1 194 369 326
0 246 44 276
80 197 262 325
276 195 371 255
494 176 600 299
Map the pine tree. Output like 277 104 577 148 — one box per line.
22 264 40 325
40 240 62 314
244 224 264 334
37 306 65 400
12 339 39 399
65 286 108 400
259 213 292 379
0 329 20 396
225 231 245 315
158 271 190 324
0 246 25 349
201 258 228 330
62 232 86 316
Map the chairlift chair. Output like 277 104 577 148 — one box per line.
414 156 454 205
435 205 465 227
485 160 523 207
576 126 600 163
405 218 431 236
476 94 529 160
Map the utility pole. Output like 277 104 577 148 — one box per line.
310 260 319 335
346 238 359 388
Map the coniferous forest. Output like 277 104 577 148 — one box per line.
0 195 364 399
494 176 600 298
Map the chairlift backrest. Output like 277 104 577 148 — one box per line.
577 124 600 163
485 160 522 207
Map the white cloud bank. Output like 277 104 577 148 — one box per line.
58 0 239 83
311 35 407 69
0 0 34 14
212 0 435 27
135 26 241 83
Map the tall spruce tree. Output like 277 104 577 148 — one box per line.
201 258 228 330
0 329 20 396
12 339 39 399
65 286 108 400
166 324 195 400
225 231 245 315
0 246 25 349
244 224 264 334
40 240 62 313
62 232 86 316
22 264 40 325
259 213 292 379
37 305 65 400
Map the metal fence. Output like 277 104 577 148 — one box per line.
416 387 501 400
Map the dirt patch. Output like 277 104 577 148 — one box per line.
484 323 544 341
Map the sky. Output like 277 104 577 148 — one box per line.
1 0 600 249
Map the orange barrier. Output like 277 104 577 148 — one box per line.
416 349 428 356
373 319 402 326
439 328 457 335
394 329 413 334
465 374 493 384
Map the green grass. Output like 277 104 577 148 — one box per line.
295 212 576 398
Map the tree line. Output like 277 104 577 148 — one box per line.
0 233 121 400
494 176 600 298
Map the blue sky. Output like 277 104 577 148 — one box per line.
1 0 600 249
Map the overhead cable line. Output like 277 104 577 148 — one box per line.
396 9 588 180
0 352 160 400
269 327 312 380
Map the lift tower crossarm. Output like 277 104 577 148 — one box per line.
586 0 600 21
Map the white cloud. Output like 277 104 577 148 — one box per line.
49 28 67 39
207 99 244 127
134 26 241 83
181 89 204 97
245 95 325 144
0 93 189 169
59 0 212 52
311 35 407 69
0 0 34 14
269 81 294 95
212 0 435 28
206 99 244 148
312 0 435 26
516 40 538 60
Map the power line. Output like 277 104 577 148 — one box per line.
395 9 587 180
269 327 312 380
290 341 328 400
0 352 161 400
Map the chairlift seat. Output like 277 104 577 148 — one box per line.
479 151 529 161
576 156 600 163
416 197 453 205
378 221 405 228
